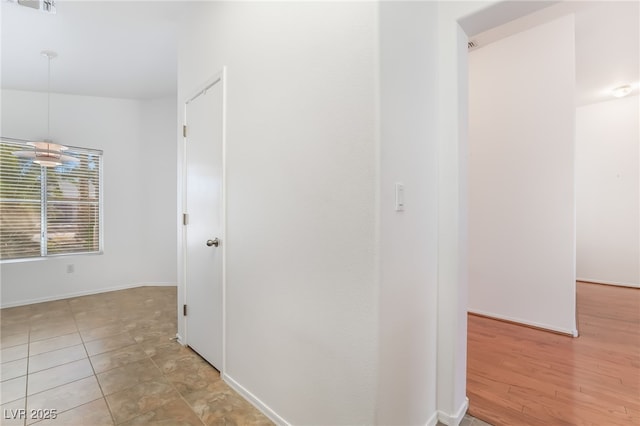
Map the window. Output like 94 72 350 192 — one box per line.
0 139 103 260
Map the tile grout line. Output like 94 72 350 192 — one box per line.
69 298 118 426
24 347 87 374
23 310 31 426
23 300 100 425
27 332 84 356
111 337 206 426
81 311 182 424
106 335 153 425
146 343 208 426
5 289 229 426
22 379 103 426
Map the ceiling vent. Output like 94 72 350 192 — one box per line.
14 0 56 14
468 40 479 50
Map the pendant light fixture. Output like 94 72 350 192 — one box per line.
14 51 78 167
611 84 632 98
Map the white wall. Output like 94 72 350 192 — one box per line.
174 2 557 425
468 15 578 335
140 97 178 284
576 96 639 287
436 2 494 422
0 90 177 307
376 2 439 424
178 3 377 424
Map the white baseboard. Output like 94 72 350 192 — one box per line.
223 373 289 426
425 410 439 426
577 278 639 288
138 282 178 287
468 308 578 337
437 397 468 425
0 282 177 308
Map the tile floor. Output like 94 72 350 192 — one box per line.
435 414 492 426
459 414 492 426
0 286 272 426
1 286 491 426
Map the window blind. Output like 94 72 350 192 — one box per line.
0 139 102 260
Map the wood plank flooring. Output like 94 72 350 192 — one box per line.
467 281 640 425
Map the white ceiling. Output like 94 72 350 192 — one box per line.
574 1 639 105
1 0 185 99
1 1 638 105
470 1 639 106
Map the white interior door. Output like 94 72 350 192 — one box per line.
184 78 223 370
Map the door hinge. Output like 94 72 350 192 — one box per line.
183 304 187 316
183 213 189 225
183 125 187 138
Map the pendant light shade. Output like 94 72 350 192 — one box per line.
13 51 78 167
14 141 79 167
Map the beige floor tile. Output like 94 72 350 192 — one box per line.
72 304 115 316
1 332 29 349
0 376 27 404
30 398 114 426
459 415 474 426
29 333 82 356
79 323 125 343
127 321 176 339
182 381 273 426
2 287 269 426
1 323 29 337
76 318 122 332
119 398 204 426
105 377 180 424
28 300 69 315
1 358 28 382
68 301 109 313
1 375 27 404
96 358 162 396
1 344 28 363
89 344 147 374
1 304 33 320
84 332 136 357
29 321 78 342
26 376 102 416
471 418 494 426
74 312 121 331
121 318 165 331
148 342 197 372
29 313 75 328
131 331 176 348
27 359 93 395
164 355 221 395
28 344 87 374
0 397 26 426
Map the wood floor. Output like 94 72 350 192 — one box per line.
467 281 640 425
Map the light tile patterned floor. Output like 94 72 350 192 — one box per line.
0 286 272 425
437 414 492 426
460 414 493 426
1 286 493 425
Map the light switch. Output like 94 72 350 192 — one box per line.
395 183 404 212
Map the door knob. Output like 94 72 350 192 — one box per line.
206 238 220 247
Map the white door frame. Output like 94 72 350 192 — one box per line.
179 68 227 373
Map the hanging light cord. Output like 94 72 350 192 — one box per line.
47 54 51 140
